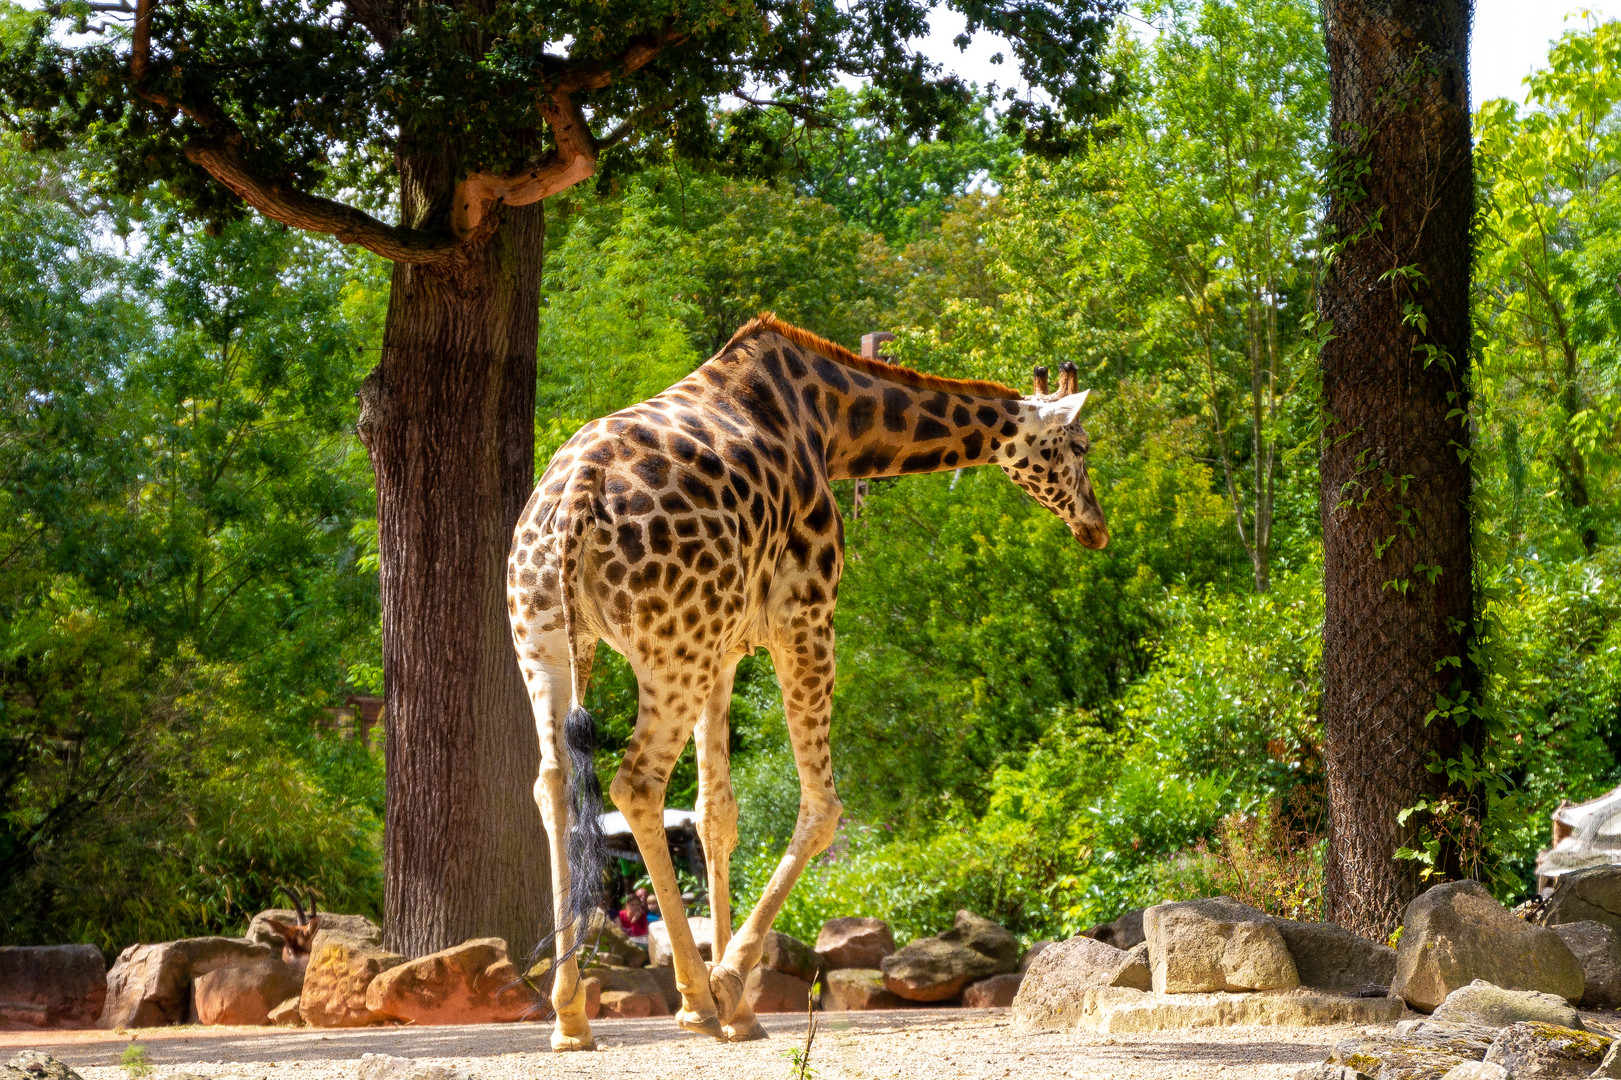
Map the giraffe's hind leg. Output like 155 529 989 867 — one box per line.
516 630 597 1052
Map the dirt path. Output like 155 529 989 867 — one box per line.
10 1009 1366 1080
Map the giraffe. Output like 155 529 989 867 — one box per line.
506 314 1108 1051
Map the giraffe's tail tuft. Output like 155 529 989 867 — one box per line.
563 703 609 932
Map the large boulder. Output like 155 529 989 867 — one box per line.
1084 909 1147 950
364 938 534 1025
0 946 105 1028
647 917 712 968
823 969 908 1011
1019 941 1054 974
6 1052 86 1080
1542 866 1621 936
193 957 303 1026
1550 920 1621 1009
816 917 895 971
881 912 1019 1002
1431 979 1585 1031
745 967 813 1013
101 938 272 1028
1269 919 1396 996
760 931 820 982
1393 880 1584 1012
1322 1023 1496 1079
246 910 382 951
1482 1021 1612 1079
581 966 673 1015
962 973 1022 1008
299 929 405 1027
1012 937 1151 1030
578 910 646 969
1144 897 1298 994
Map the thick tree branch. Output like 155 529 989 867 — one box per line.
453 91 595 236
184 134 466 263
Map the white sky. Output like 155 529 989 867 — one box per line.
913 2 1621 111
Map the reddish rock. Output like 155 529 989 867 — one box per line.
268 997 303 1027
962 973 1022 1008
0 945 105 1028
746 967 813 1013
581 966 671 1017
815 918 896 971
300 930 405 1028
101 938 272 1028
823 968 909 1011
598 987 668 1018
194 957 303 1026
364 938 535 1025
760 932 820 982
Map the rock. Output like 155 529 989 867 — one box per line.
1432 979 1585 1031
1550 921 1621 1009
1542 867 1621 936
7 1053 85 1080
580 966 671 1017
647 964 680 1012
247 910 381 950
1270 919 1397 996
364 937 534 1025
299 930 405 1027
1095 909 1148 950
1075 987 1404 1033
0 946 105 1028
962 973 1022 1008
1394 1019 1504 1043
1013 937 1154 1029
745 967 813 1013
1020 941 1054 974
1439 1064 1512 1080
823 968 909 1011
267 996 303 1027
1325 1023 1497 1079
101 938 273 1028
939 911 1021 970
1597 1039 1621 1078
882 936 1010 1003
760 930 820 982
1293 1066 1374 1080
1483 1021 1612 1078
575 975 603 1020
1394 881 1585 1012
1144 897 1299 994
194 957 304 1026
578 910 647 969
353 1053 473 1080
816 917 896 971
647 917 713 968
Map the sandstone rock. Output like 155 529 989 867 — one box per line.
194 957 303 1026
1012 936 1153 1029
1394 881 1584 1012
760 930 820 982
823 968 908 1011
578 910 646 969
1075 987 1404 1034
882 938 1007 1002
267 997 303 1027
575 975 603 1020
1551 920 1621 1009
1393 1018 1503 1043
1270 919 1396 996
1293 1066 1373 1080
939 911 1021 970
962 973 1022 1008
7 1053 85 1080
101 938 273 1028
1144 897 1299 994
1326 1024 1496 1079
647 964 679 1011
816 917 896 970
353 1053 473 1080
246 910 381 951
1597 1039 1621 1078
299 930 405 1027
648 917 713 968
745 967 813 1013
580 966 672 1016
1483 1021 1612 1078
0 945 105 1028
1542 866 1621 935
1432 979 1585 1031
365 938 535 1025
1019 941 1054 974
1439 1064 1511 1080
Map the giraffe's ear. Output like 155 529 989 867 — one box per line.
1037 390 1090 426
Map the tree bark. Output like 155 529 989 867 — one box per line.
359 164 549 958
1319 0 1477 939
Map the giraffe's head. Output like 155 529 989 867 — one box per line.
998 368 1109 550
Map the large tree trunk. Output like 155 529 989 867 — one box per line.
359 177 550 958
1319 0 1477 939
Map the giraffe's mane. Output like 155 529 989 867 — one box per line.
724 313 1024 401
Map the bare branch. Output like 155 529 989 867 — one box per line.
453 91 595 236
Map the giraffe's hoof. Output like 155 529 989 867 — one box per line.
550 1026 596 1052
676 1009 727 1041
725 1017 768 1042
708 963 745 1024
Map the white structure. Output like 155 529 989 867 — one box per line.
1537 786 1621 893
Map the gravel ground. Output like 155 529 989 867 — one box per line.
11 1009 1377 1080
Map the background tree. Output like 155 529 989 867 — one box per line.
1318 0 1478 937
0 0 1124 954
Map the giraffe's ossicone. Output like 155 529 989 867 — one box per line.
506 314 1107 1050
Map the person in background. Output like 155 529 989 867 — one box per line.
618 891 649 937
639 886 662 923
